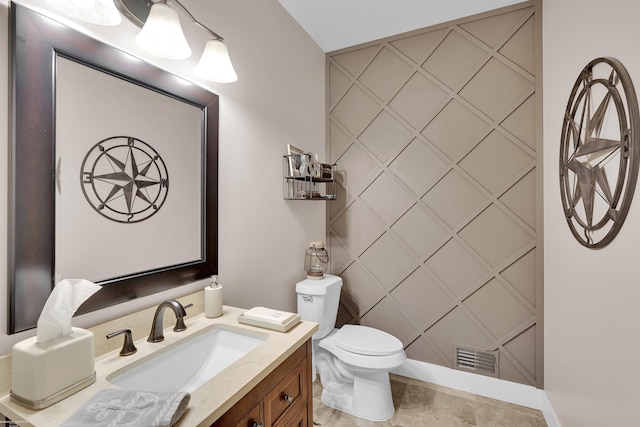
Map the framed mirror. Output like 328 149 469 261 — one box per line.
8 3 219 333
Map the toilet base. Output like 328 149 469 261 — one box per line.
318 364 395 422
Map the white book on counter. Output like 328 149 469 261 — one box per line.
238 307 300 332
242 307 297 325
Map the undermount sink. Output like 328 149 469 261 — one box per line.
107 325 267 393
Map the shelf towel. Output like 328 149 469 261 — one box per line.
61 389 190 427
242 307 297 326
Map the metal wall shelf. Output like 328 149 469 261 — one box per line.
283 155 336 200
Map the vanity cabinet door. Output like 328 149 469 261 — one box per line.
234 402 262 427
264 360 306 426
212 399 262 427
273 401 307 427
211 340 312 427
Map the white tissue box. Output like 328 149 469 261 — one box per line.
11 328 96 409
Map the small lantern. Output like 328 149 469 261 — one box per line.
304 241 329 279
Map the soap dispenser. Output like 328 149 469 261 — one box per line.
205 275 223 318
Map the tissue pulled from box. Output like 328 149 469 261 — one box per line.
36 279 101 343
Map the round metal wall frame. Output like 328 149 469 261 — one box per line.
559 57 640 248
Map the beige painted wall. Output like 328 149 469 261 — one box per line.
0 0 326 354
543 0 640 425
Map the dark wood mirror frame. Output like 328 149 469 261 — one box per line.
8 3 219 334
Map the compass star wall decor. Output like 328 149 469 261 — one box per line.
81 136 169 223
560 57 640 248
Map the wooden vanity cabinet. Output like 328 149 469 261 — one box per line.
211 340 313 427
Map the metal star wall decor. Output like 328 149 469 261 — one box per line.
81 136 169 223
560 57 640 248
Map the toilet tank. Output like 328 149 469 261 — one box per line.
296 274 342 340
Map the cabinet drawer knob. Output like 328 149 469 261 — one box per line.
252 422 263 427
283 394 294 404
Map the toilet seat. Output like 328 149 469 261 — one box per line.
318 328 406 370
333 325 404 356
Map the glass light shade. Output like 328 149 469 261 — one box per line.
194 39 238 83
135 3 192 60
46 0 122 26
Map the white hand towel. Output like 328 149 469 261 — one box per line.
61 389 190 427
242 307 297 325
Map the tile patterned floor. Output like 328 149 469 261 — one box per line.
312 374 548 427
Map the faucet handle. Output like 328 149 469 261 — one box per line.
106 329 137 356
174 303 194 332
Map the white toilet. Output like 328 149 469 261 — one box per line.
296 274 406 421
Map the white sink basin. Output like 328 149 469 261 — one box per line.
107 325 266 393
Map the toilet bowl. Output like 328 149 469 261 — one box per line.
296 275 407 421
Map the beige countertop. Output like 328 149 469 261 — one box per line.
0 306 318 427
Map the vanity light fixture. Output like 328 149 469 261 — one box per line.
134 1 191 60
46 0 122 26
194 39 237 83
46 0 238 83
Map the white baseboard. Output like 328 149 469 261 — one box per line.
392 359 561 427
540 390 561 427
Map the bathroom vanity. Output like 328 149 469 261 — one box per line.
0 306 317 426
212 341 310 426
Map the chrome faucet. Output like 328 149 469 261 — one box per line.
147 299 190 343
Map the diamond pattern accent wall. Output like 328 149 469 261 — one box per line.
327 2 541 387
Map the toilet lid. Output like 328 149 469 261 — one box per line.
333 325 403 356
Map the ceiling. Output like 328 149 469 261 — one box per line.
278 0 527 52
